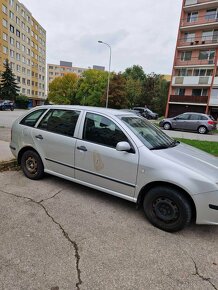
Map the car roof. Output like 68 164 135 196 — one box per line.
32 105 137 117
183 112 207 116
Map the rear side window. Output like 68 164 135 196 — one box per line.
37 109 80 137
20 109 46 127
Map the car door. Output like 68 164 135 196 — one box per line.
74 112 139 198
172 114 190 130
32 108 81 178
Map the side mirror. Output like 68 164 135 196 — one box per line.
116 141 131 152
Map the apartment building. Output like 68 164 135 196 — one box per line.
0 0 46 107
47 61 105 93
166 0 218 119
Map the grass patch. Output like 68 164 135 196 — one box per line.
177 138 218 156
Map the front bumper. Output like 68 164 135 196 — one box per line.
193 190 218 225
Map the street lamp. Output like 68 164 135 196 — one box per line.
98 40 111 108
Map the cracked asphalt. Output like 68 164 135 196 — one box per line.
0 171 218 290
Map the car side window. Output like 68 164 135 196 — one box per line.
20 109 46 127
189 114 201 120
200 115 208 120
83 113 128 148
176 114 190 120
37 109 80 137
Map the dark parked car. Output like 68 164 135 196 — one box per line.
159 112 217 134
0 100 15 111
133 107 158 119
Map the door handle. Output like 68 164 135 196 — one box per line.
77 146 87 152
35 134 43 140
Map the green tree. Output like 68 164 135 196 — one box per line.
76 69 108 106
48 73 78 104
125 77 143 108
102 73 128 109
0 59 20 100
123 65 145 81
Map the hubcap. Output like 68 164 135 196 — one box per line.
26 156 37 174
164 123 170 130
199 127 206 134
152 197 179 222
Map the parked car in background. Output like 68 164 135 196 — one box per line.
159 112 217 134
0 100 14 111
10 105 218 232
133 107 158 120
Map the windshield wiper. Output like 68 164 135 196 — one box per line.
150 141 180 150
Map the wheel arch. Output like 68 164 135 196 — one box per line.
137 181 196 221
17 146 42 165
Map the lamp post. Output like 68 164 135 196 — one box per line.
98 40 111 108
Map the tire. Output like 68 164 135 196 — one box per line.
143 186 192 232
10 106 14 111
198 126 207 134
163 122 171 130
21 150 44 180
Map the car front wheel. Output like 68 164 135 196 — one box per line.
21 150 44 180
163 122 171 130
143 186 192 232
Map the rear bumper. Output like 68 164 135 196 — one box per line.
193 190 218 225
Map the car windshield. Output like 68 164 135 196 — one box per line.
120 116 178 150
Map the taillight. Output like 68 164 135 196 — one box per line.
208 120 216 125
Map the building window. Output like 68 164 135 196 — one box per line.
2 4 7 14
10 25 14 33
193 69 213 76
10 37 14 46
187 12 198 23
16 41 20 49
3 46 8 54
10 50 14 58
9 0 14 6
3 33 7 41
16 30 20 37
16 16 20 25
16 53 20 61
9 11 14 19
17 76 21 82
192 89 207 96
16 4 19 11
175 88 185 96
199 50 215 60
2 19 7 27
184 32 195 42
17 65 21 72
181 51 192 61
205 9 218 21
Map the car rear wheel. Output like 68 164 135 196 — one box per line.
163 122 171 130
198 126 207 134
21 150 44 180
143 186 192 232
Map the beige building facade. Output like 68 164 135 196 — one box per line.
0 0 46 107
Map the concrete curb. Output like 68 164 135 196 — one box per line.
0 159 20 172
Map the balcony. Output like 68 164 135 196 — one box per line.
181 15 218 30
175 56 215 67
169 95 208 104
172 76 212 86
178 35 218 49
184 0 218 11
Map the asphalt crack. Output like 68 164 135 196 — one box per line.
0 189 82 290
191 257 217 290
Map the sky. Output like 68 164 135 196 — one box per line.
21 0 182 74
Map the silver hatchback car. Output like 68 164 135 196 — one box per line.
10 106 218 232
159 112 217 134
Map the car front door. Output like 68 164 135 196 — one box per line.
75 112 139 198
172 114 190 130
32 108 81 178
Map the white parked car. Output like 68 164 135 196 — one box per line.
10 106 218 232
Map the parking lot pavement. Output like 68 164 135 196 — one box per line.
0 171 218 290
0 109 27 128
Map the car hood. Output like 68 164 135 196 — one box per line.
153 142 218 182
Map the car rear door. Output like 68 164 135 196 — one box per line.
32 108 81 178
74 112 139 198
